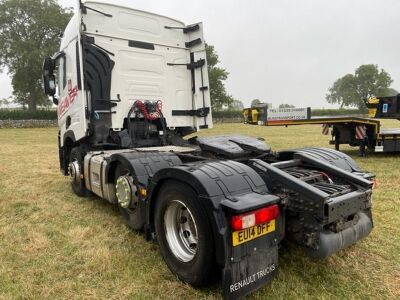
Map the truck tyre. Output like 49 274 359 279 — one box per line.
115 164 145 230
154 180 215 287
69 147 91 197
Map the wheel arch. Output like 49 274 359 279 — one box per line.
106 159 129 184
59 131 77 175
63 130 76 148
147 168 225 265
147 160 272 266
278 147 362 172
148 169 212 226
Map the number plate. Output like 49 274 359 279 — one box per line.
232 220 275 246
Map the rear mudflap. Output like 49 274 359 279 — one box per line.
222 220 280 299
223 247 278 299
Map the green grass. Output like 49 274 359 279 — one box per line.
0 122 399 299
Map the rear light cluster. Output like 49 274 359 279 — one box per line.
231 204 279 231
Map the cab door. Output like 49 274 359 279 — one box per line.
55 13 88 147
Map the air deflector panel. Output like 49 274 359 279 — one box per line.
83 37 115 111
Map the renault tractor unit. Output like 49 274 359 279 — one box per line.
42 1 374 299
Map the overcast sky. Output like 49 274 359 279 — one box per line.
1 0 399 108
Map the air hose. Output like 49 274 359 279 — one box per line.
134 100 163 121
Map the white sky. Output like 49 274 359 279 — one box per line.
1 0 399 109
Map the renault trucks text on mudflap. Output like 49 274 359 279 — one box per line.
42 1 374 299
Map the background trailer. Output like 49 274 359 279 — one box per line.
243 95 400 156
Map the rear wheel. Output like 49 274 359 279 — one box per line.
154 180 215 286
115 164 145 230
69 147 91 197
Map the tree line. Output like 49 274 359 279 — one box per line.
326 65 397 109
0 0 71 111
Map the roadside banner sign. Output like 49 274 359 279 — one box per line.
267 108 311 122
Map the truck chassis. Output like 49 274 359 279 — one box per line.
71 137 374 299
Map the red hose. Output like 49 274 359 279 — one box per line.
134 100 162 121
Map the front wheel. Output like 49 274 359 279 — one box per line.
154 180 215 286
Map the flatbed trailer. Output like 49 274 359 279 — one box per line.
244 96 400 156
265 115 400 155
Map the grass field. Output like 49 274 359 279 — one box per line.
0 122 399 299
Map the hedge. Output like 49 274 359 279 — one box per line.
0 109 57 120
212 110 243 119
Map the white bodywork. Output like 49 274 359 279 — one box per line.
57 12 88 143
57 0 212 146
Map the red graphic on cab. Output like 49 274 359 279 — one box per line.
58 80 78 119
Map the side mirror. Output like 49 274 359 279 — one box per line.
43 57 55 74
43 74 56 96
42 57 56 96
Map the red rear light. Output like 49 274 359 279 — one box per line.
255 205 279 223
231 204 279 231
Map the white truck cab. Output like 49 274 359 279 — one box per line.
44 0 212 157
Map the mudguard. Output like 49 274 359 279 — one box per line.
190 135 271 158
148 160 281 299
105 151 183 187
103 151 182 214
103 151 183 229
278 147 375 180
278 147 361 172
